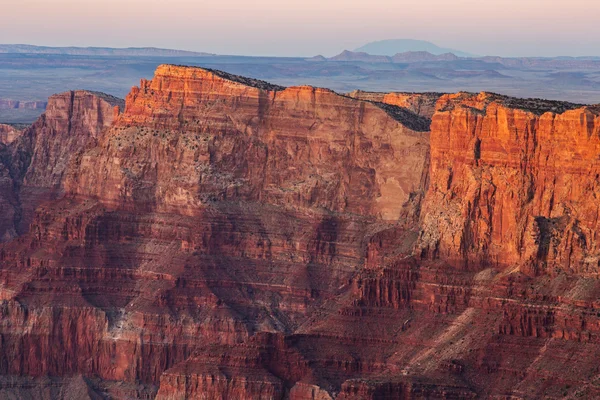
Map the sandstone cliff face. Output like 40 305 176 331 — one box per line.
0 125 22 241
0 156 19 242
3 66 600 399
0 91 123 243
25 90 123 188
417 92 600 274
0 65 436 398
67 65 429 221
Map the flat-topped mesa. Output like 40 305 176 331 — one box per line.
436 91 587 116
417 91 600 274
69 64 430 220
391 51 460 63
122 65 324 127
124 65 428 129
7 68 600 399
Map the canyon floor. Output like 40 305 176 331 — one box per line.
0 64 600 399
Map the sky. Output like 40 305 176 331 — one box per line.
2 0 599 57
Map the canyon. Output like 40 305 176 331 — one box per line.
0 64 599 399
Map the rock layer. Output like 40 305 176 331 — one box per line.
0 91 122 240
1 67 600 399
417 92 600 274
67 65 429 221
0 65 434 398
347 91 442 120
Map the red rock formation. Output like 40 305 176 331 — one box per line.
347 91 442 119
3 66 600 399
66 65 429 222
0 155 19 242
25 90 123 188
417 92 600 274
0 124 22 145
0 65 434 398
0 91 123 243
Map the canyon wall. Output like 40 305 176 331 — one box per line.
0 91 122 242
67 65 429 221
0 124 22 145
25 90 123 188
0 65 437 398
417 92 600 275
1 66 600 399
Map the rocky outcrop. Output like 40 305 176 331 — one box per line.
0 91 123 242
66 65 429 221
0 375 102 400
417 92 600 274
347 91 443 119
0 124 23 145
24 90 123 188
0 65 434 398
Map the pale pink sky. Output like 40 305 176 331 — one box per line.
3 0 599 57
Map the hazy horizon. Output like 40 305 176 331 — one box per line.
3 0 600 57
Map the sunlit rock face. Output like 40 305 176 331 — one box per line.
418 92 600 275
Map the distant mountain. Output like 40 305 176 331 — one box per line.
0 44 214 57
355 39 473 57
327 50 460 63
305 55 327 62
329 50 391 63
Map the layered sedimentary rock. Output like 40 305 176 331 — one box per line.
417 92 600 274
25 90 123 188
0 91 122 241
0 124 22 145
66 65 429 221
0 65 435 398
2 66 600 399
347 91 442 120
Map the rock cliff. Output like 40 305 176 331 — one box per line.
25 90 123 188
0 91 123 241
0 65 434 398
417 92 600 274
66 65 429 221
1 66 600 399
0 124 22 145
